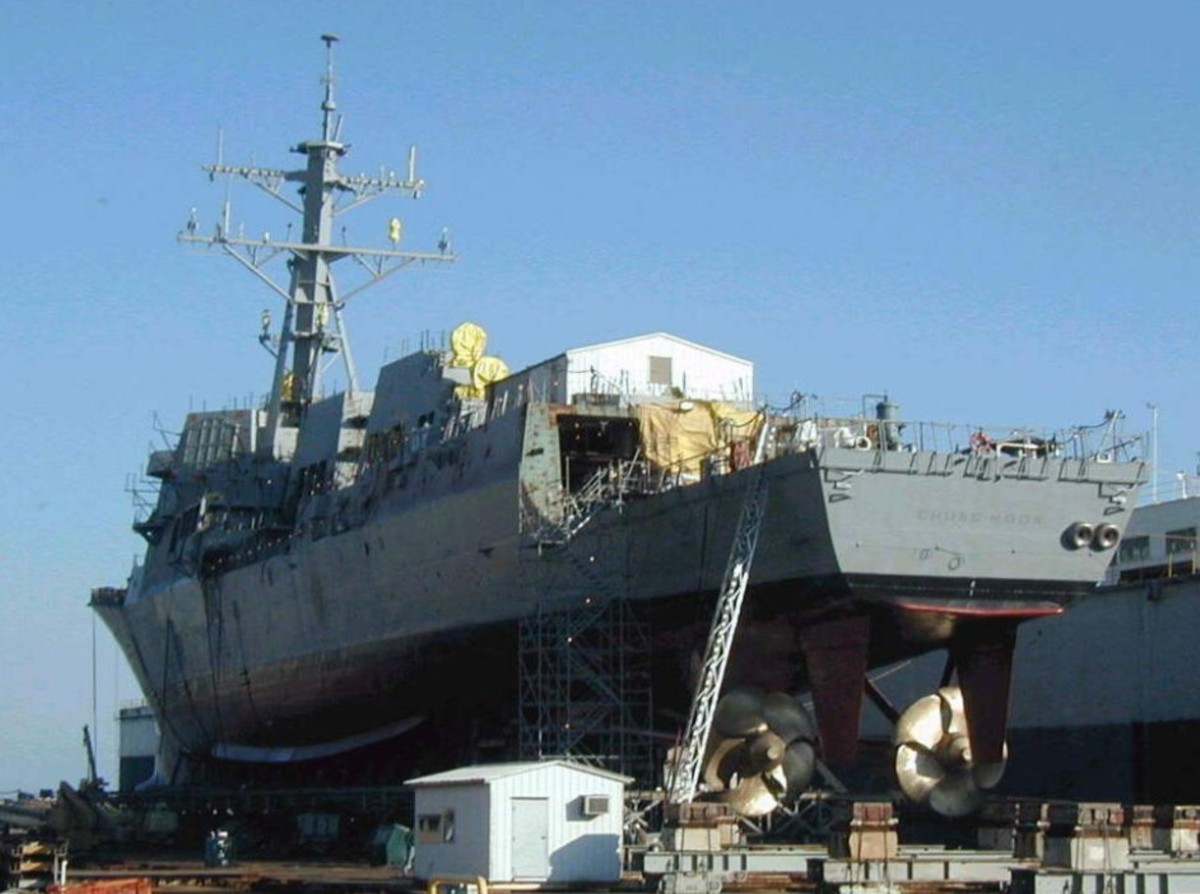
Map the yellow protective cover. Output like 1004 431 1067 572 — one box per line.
449 321 487 368
634 401 762 477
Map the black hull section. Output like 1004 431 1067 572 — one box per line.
1000 720 1200 805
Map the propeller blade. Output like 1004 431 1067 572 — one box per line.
713 688 768 738
700 689 824 818
938 686 968 739
893 686 1007 817
893 693 948 751
929 770 982 818
761 692 816 743
781 739 816 798
894 742 946 803
701 737 746 791
716 773 780 817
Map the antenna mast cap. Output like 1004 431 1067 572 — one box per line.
319 34 341 134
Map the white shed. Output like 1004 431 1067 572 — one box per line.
405 760 629 884
563 332 753 402
490 332 754 412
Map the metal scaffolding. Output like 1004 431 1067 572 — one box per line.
518 531 656 786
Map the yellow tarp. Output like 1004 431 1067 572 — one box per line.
449 322 510 399
634 401 763 478
449 321 487 368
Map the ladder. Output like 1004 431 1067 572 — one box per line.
666 454 770 806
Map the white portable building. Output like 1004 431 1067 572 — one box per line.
405 760 629 884
490 331 754 412
562 332 753 402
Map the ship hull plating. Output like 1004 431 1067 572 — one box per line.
96 418 1137 780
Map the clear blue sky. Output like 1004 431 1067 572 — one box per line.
2 1 1198 794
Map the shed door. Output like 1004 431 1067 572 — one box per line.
510 797 549 879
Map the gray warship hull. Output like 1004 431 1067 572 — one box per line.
94 399 1141 780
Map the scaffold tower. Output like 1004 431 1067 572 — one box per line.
518 530 655 786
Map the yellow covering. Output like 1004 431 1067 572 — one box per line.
453 354 511 400
449 321 487 368
634 401 763 478
448 322 510 399
472 355 509 392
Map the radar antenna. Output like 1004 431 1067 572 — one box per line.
178 36 456 458
321 33 339 142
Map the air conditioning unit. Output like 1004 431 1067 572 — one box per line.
582 794 610 817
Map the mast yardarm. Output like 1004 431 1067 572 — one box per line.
178 34 455 459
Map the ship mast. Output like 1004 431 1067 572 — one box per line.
179 34 455 458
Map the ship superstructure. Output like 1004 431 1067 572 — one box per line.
94 38 1146 817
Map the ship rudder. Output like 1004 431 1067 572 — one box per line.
952 624 1017 768
798 614 871 767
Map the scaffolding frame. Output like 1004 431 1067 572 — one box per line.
517 531 656 786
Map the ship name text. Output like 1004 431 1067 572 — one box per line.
916 508 1043 527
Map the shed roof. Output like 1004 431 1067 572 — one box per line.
405 759 632 787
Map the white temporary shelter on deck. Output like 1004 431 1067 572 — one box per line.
489 331 755 411
405 760 629 883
